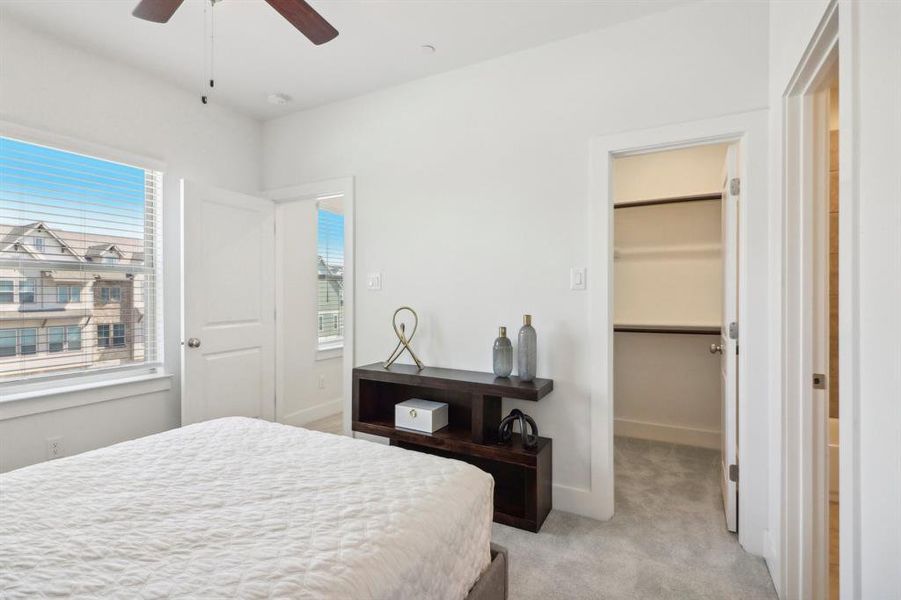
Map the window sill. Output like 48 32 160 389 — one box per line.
0 371 173 421
316 345 344 361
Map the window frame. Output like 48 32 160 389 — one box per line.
97 324 111 349
315 203 345 356
18 328 37 356
0 125 164 393
0 329 16 358
19 279 37 305
57 285 81 304
48 326 65 353
0 280 13 304
66 325 82 351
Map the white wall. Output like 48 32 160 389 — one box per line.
0 17 261 472
769 1 901 596
614 143 727 204
614 332 721 448
276 199 343 426
262 0 769 540
614 199 722 327
843 2 901 597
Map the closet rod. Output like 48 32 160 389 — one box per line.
614 325 721 335
614 193 722 209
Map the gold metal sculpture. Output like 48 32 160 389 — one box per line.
384 306 425 370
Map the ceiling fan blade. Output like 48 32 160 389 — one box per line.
132 0 186 23
265 0 339 45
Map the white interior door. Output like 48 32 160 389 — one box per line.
182 180 275 425
720 144 740 532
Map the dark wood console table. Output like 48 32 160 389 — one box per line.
352 362 554 532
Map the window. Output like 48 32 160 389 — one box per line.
48 326 65 353
19 279 36 304
99 286 121 304
0 135 161 382
316 200 344 351
57 285 81 303
0 330 15 357
97 324 126 349
97 324 110 348
18 328 37 355
66 326 82 351
48 325 81 353
0 280 12 303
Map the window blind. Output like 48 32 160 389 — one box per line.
0 135 162 382
316 201 344 350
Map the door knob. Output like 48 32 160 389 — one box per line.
709 343 723 354
186 338 201 348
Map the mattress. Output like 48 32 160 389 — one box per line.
0 417 493 599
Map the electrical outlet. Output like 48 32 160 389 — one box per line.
318 374 326 390
46 437 64 460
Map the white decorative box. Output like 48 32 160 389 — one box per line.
395 398 449 433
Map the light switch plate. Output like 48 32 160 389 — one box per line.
366 272 382 291
570 267 587 291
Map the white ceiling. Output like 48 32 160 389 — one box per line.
1 0 690 120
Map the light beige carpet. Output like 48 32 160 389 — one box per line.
491 437 777 599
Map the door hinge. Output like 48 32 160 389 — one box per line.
729 464 739 482
812 373 827 389
730 177 741 196
728 321 738 340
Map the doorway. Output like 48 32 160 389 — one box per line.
587 110 769 555
181 180 276 425
781 19 842 597
611 143 738 531
267 177 355 437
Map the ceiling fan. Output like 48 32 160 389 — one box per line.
132 0 339 45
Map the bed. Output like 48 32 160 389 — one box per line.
0 417 507 599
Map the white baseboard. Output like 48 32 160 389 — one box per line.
614 417 720 449
281 399 342 427
763 529 784 599
553 483 612 521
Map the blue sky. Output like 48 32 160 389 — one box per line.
317 208 344 267
0 136 146 239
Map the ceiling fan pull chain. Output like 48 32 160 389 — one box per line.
209 0 215 90
201 0 211 104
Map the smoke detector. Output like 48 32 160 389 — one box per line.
267 93 292 106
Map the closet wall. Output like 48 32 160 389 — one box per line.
613 145 727 449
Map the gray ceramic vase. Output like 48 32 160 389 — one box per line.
492 327 513 378
517 314 537 382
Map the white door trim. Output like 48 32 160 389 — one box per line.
779 2 864 597
587 110 770 556
264 177 355 436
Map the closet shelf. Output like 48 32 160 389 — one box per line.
613 243 721 259
614 193 722 209
614 324 721 335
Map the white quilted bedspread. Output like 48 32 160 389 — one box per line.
0 417 493 599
